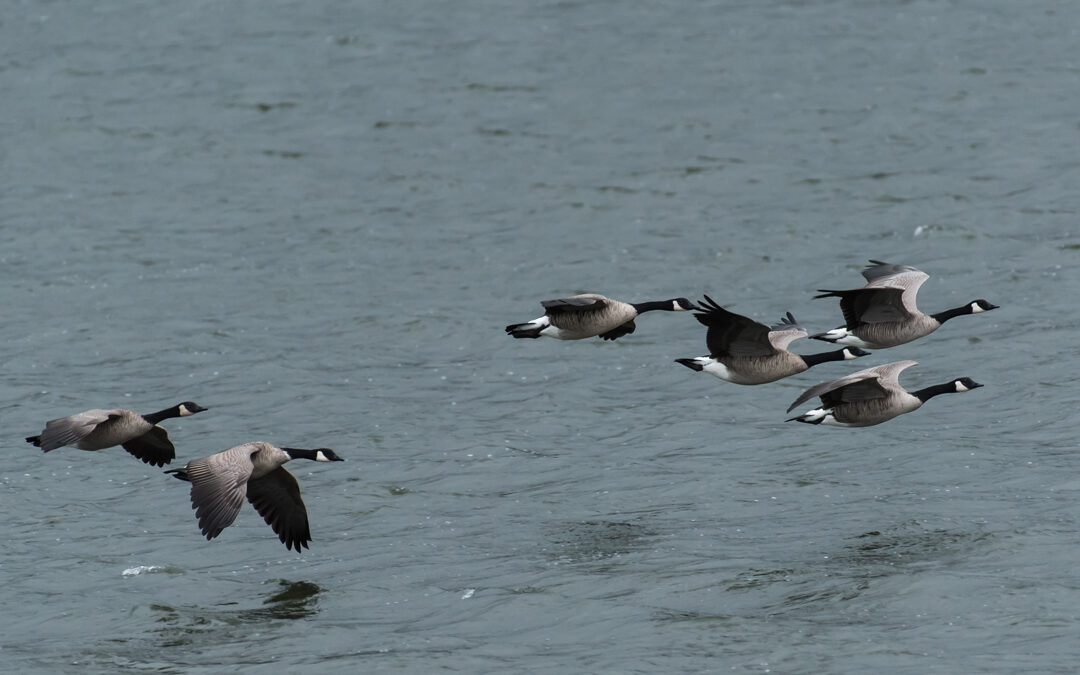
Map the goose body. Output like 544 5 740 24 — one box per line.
785 360 983 427
810 260 998 349
165 442 344 552
25 401 207 467
675 295 869 385
506 293 694 341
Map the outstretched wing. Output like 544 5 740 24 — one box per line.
785 361 918 413
598 319 636 341
815 287 911 326
862 259 929 288
247 467 312 552
37 409 118 452
694 295 775 358
767 312 808 351
861 260 929 313
184 445 258 540
121 426 176 467
541 294 609 315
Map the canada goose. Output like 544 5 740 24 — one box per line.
25 401 207 467
674 295 870 384
165 442 344 552
810 260 998 349
785 360 983 427
505 293 695 341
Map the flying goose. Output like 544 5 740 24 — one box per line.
674 295 870 384
785 360 983 427
165 442 344 552
26 401 207 467
810 260 998 349
505 293 694 341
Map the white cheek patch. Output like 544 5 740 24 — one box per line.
970 303 985 313
315 450 331 462
842 349 859 360
954 380 970 392
178 405 192 416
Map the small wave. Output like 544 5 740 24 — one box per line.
122 565 181 577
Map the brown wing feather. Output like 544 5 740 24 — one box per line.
185 453 252 540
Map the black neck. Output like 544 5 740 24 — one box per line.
930 304 971 325
912 382 957 403
800 348 852 368
282 447 320 461
143 405 182 425
631 300 675 313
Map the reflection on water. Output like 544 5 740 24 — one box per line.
151 579 321 648
837 522 992 575
543 520 655 571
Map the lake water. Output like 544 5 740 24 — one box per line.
3 1 1080 672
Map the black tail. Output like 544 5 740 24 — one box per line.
505 323 543 339
812 289 848 300
26 435 42 447
163 468 191 482
674 358 704 372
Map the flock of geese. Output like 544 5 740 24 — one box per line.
26 403 342 552
506 259 997 426
24 260 995 553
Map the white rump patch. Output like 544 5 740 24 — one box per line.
700 359 736 382
832 332 874 349
799 408 829 423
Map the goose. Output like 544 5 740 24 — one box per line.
165 442 344 552
505 293 694 341
785 360 982 427
674 295 870 384
25 401 207 467
810 259 998 349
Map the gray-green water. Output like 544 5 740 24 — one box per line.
3 1 1079 672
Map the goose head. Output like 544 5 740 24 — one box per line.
969 299 998 313
178 402 208 416
953 377 983 392
314 448 345 462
